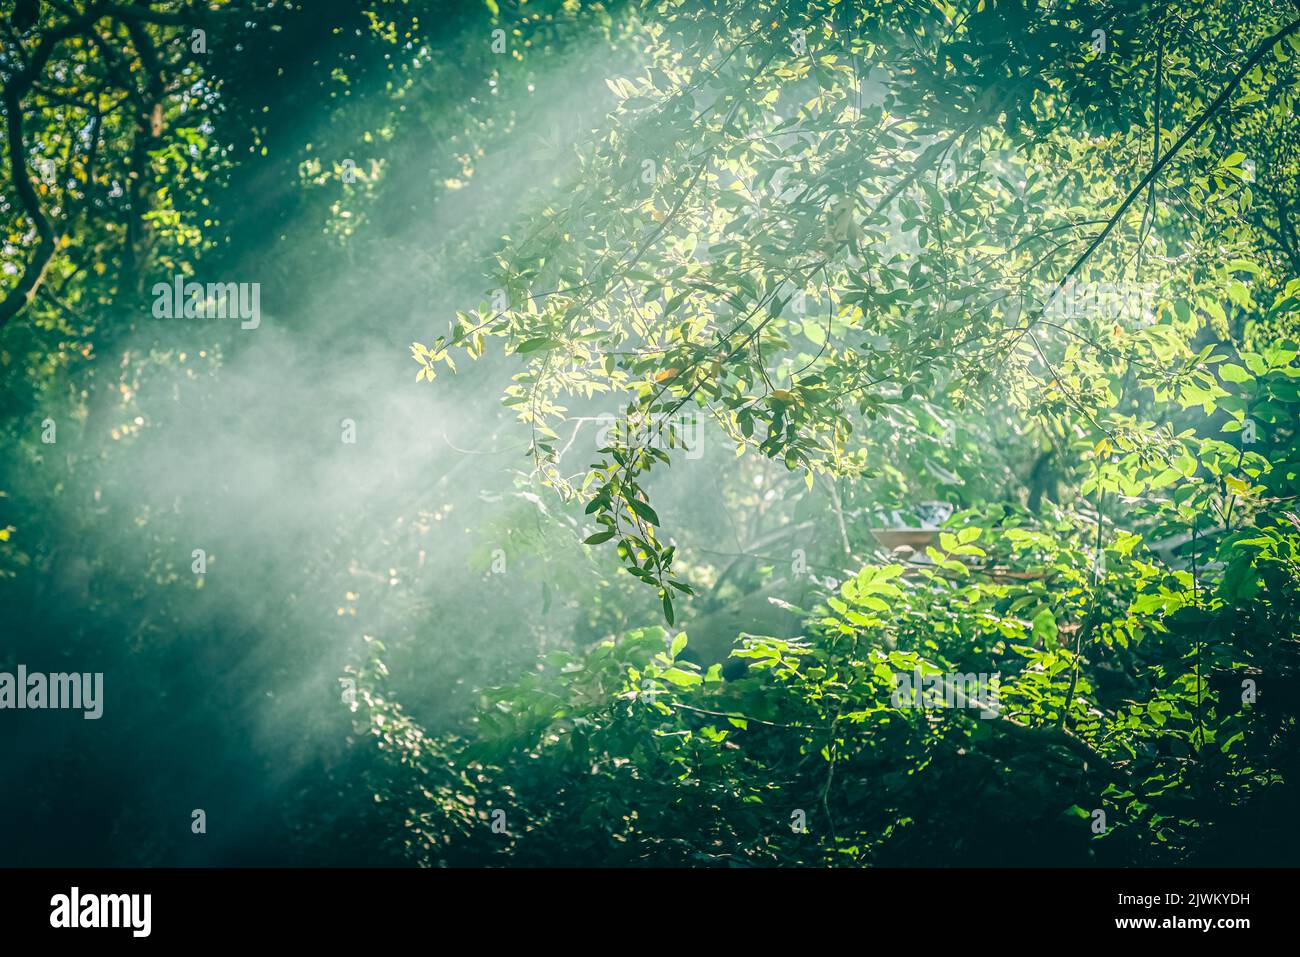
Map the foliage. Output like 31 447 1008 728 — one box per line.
388 0 1300 866
2 0 1299 867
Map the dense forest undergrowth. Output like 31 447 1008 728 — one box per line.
2 0 1299 866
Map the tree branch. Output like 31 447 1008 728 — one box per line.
0 83 57 329
1010 14 1300 350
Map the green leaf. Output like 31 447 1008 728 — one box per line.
627 497 660 526
1031 608 1059 648
1218 363 1252 384
517 337 562 354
